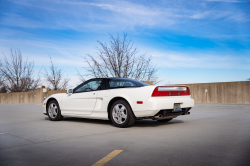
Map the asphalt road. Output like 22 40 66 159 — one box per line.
0 103 250 166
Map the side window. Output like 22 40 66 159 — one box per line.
74 79 103 93
109 79 138 88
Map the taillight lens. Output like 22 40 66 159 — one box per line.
151 86 190 97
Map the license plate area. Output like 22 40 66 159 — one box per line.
173 103 182 112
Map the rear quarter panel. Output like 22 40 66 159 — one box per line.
107 85 157 112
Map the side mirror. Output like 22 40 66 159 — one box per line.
67 89 73 94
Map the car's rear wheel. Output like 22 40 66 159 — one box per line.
47 100 63 121
157 118 173 122
110 100 135 128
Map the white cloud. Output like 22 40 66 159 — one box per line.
64 1 161 16
0 38 89 68
201 34 250 38
156 76 199 85
149 50 250 69
189 11 211 19
5 0 247 31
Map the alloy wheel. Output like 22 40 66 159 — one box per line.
48 103 58 118
112 103 127 124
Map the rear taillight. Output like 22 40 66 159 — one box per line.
151 86 190 97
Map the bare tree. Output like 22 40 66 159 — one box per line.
0 71 6 93
0 70 3 88
0 49 40 92
80 33 158 83
0 86 7 93
76 69 86 83
44 57 69 90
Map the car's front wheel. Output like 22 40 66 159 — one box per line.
47 100 63 121
110 100 135 128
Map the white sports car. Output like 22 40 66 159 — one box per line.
43 78 194 127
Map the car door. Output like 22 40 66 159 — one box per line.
61 79 103 115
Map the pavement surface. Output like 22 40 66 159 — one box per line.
0 103 250 166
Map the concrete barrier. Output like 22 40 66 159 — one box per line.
142 81 153 85
0 88 66 104
180 81 250 104
46 90 67 97
0 81 249 104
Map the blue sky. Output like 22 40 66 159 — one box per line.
0 0 250 87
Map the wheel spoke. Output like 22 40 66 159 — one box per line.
121 112 127 119
113 113 118 118
50 107 53 113
48 109 52 117
53 105 57 110
120 106 125 112
49 105 52 111
117 116 122 123
114 105 119 112
52 109 57 116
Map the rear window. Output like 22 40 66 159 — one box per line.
108 79 149 88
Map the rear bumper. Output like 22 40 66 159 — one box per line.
134 96 194 117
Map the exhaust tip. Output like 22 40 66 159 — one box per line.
154 114 164 119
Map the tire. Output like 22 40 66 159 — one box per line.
110 100 135 128
46 100 63 121
157 118 173 122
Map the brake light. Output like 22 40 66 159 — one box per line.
151 86 190 97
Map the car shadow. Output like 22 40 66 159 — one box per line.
133 119 183 127
45 116 183 127
45 116 113 126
